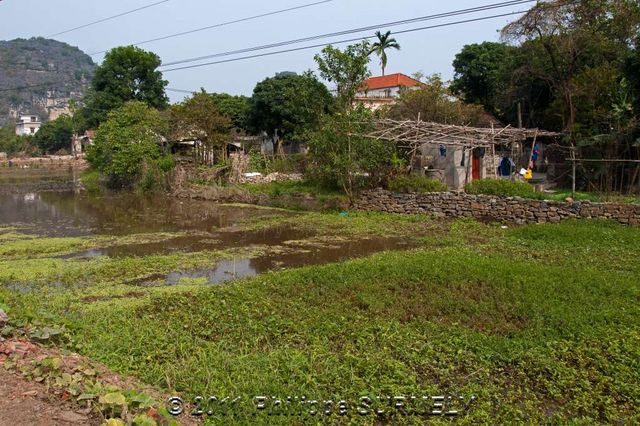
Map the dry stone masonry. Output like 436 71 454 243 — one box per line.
354 189 640 225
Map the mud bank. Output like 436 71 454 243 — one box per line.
0 156 88 169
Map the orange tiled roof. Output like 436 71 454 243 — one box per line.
362 73 421 90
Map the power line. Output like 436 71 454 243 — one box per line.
89 0 334 56
161 11 526 73
1 4 529 93
48 0 171 38
159 0 534 68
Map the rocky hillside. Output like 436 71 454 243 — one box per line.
0 37 95 126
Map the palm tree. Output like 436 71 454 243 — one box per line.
369 31 401 76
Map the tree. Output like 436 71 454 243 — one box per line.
248 71 333 154
626 41 640 113
499 0 640 192
314 42 371 109
501 0 640 131
80 46 168 130
170 92 231 164
368 31 400 76
207 93 251 130
33 115 73 154
450 42 515 115
307 106 395 199
387 74 485 125
0 125 22 155
86 101 171 190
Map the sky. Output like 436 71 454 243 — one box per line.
0 0 528 102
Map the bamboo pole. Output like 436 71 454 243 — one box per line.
571 148 576 196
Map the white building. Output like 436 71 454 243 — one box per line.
354 73 422 110
15 115 41 136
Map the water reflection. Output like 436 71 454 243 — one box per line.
0 190 284 237
1 170 418 288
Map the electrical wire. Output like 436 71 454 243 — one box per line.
1 3 529 92
159 0 534 68
48 0 171 37
161 11 526 73
89 0 334 56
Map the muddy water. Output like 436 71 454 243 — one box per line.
0 169 418 286
163 237 414 285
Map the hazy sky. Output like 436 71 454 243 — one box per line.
0 0 527 102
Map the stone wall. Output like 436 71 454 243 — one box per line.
354 189 640 225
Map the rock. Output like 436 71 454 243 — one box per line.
0 309 7 327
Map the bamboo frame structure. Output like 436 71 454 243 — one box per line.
356 119 560 149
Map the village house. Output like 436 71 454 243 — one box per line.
71 130 95 157
354 73 422 110
15 115 41 136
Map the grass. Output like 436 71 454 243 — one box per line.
239 180 342 198
464 179 640 205
545 190 640 204
1 214 639 424
465 179 544 199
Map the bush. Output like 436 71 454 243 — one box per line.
465 179 543 199
307 107 396 198
388 175 447 193
86 101 171 191
0 125 36 155
33 115 73 154
80 170 100 192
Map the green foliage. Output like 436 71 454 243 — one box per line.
79 46 168 130
627 41 640 113
80 170 100 193
5 216 640 423
0 124 27 154
307 107 395 197
3 204 640 423
450 42 515 115
86 101 170 190
170 92 231 164
246 152 306 176
465 178 543 199
314 41 371 109
248 71 333 145
387 74 485 124
207 92 250 130
499 1 640 130
240 180 340 198
388 174 447 193
368 30 400 76
33 115 73 154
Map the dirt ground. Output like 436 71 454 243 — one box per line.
0 367 96 425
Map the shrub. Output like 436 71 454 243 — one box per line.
80 170 100 192
307 107 396 198
33 115 73 154
388 175 447 193
86 101 171 191
465 179 543 199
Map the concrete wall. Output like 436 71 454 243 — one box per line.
353 189 640 225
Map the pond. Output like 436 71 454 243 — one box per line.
0 168 417 285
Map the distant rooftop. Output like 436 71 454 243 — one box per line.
362 73 422 91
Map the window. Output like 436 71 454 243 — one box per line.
30 128 35 134
31 116 37 122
